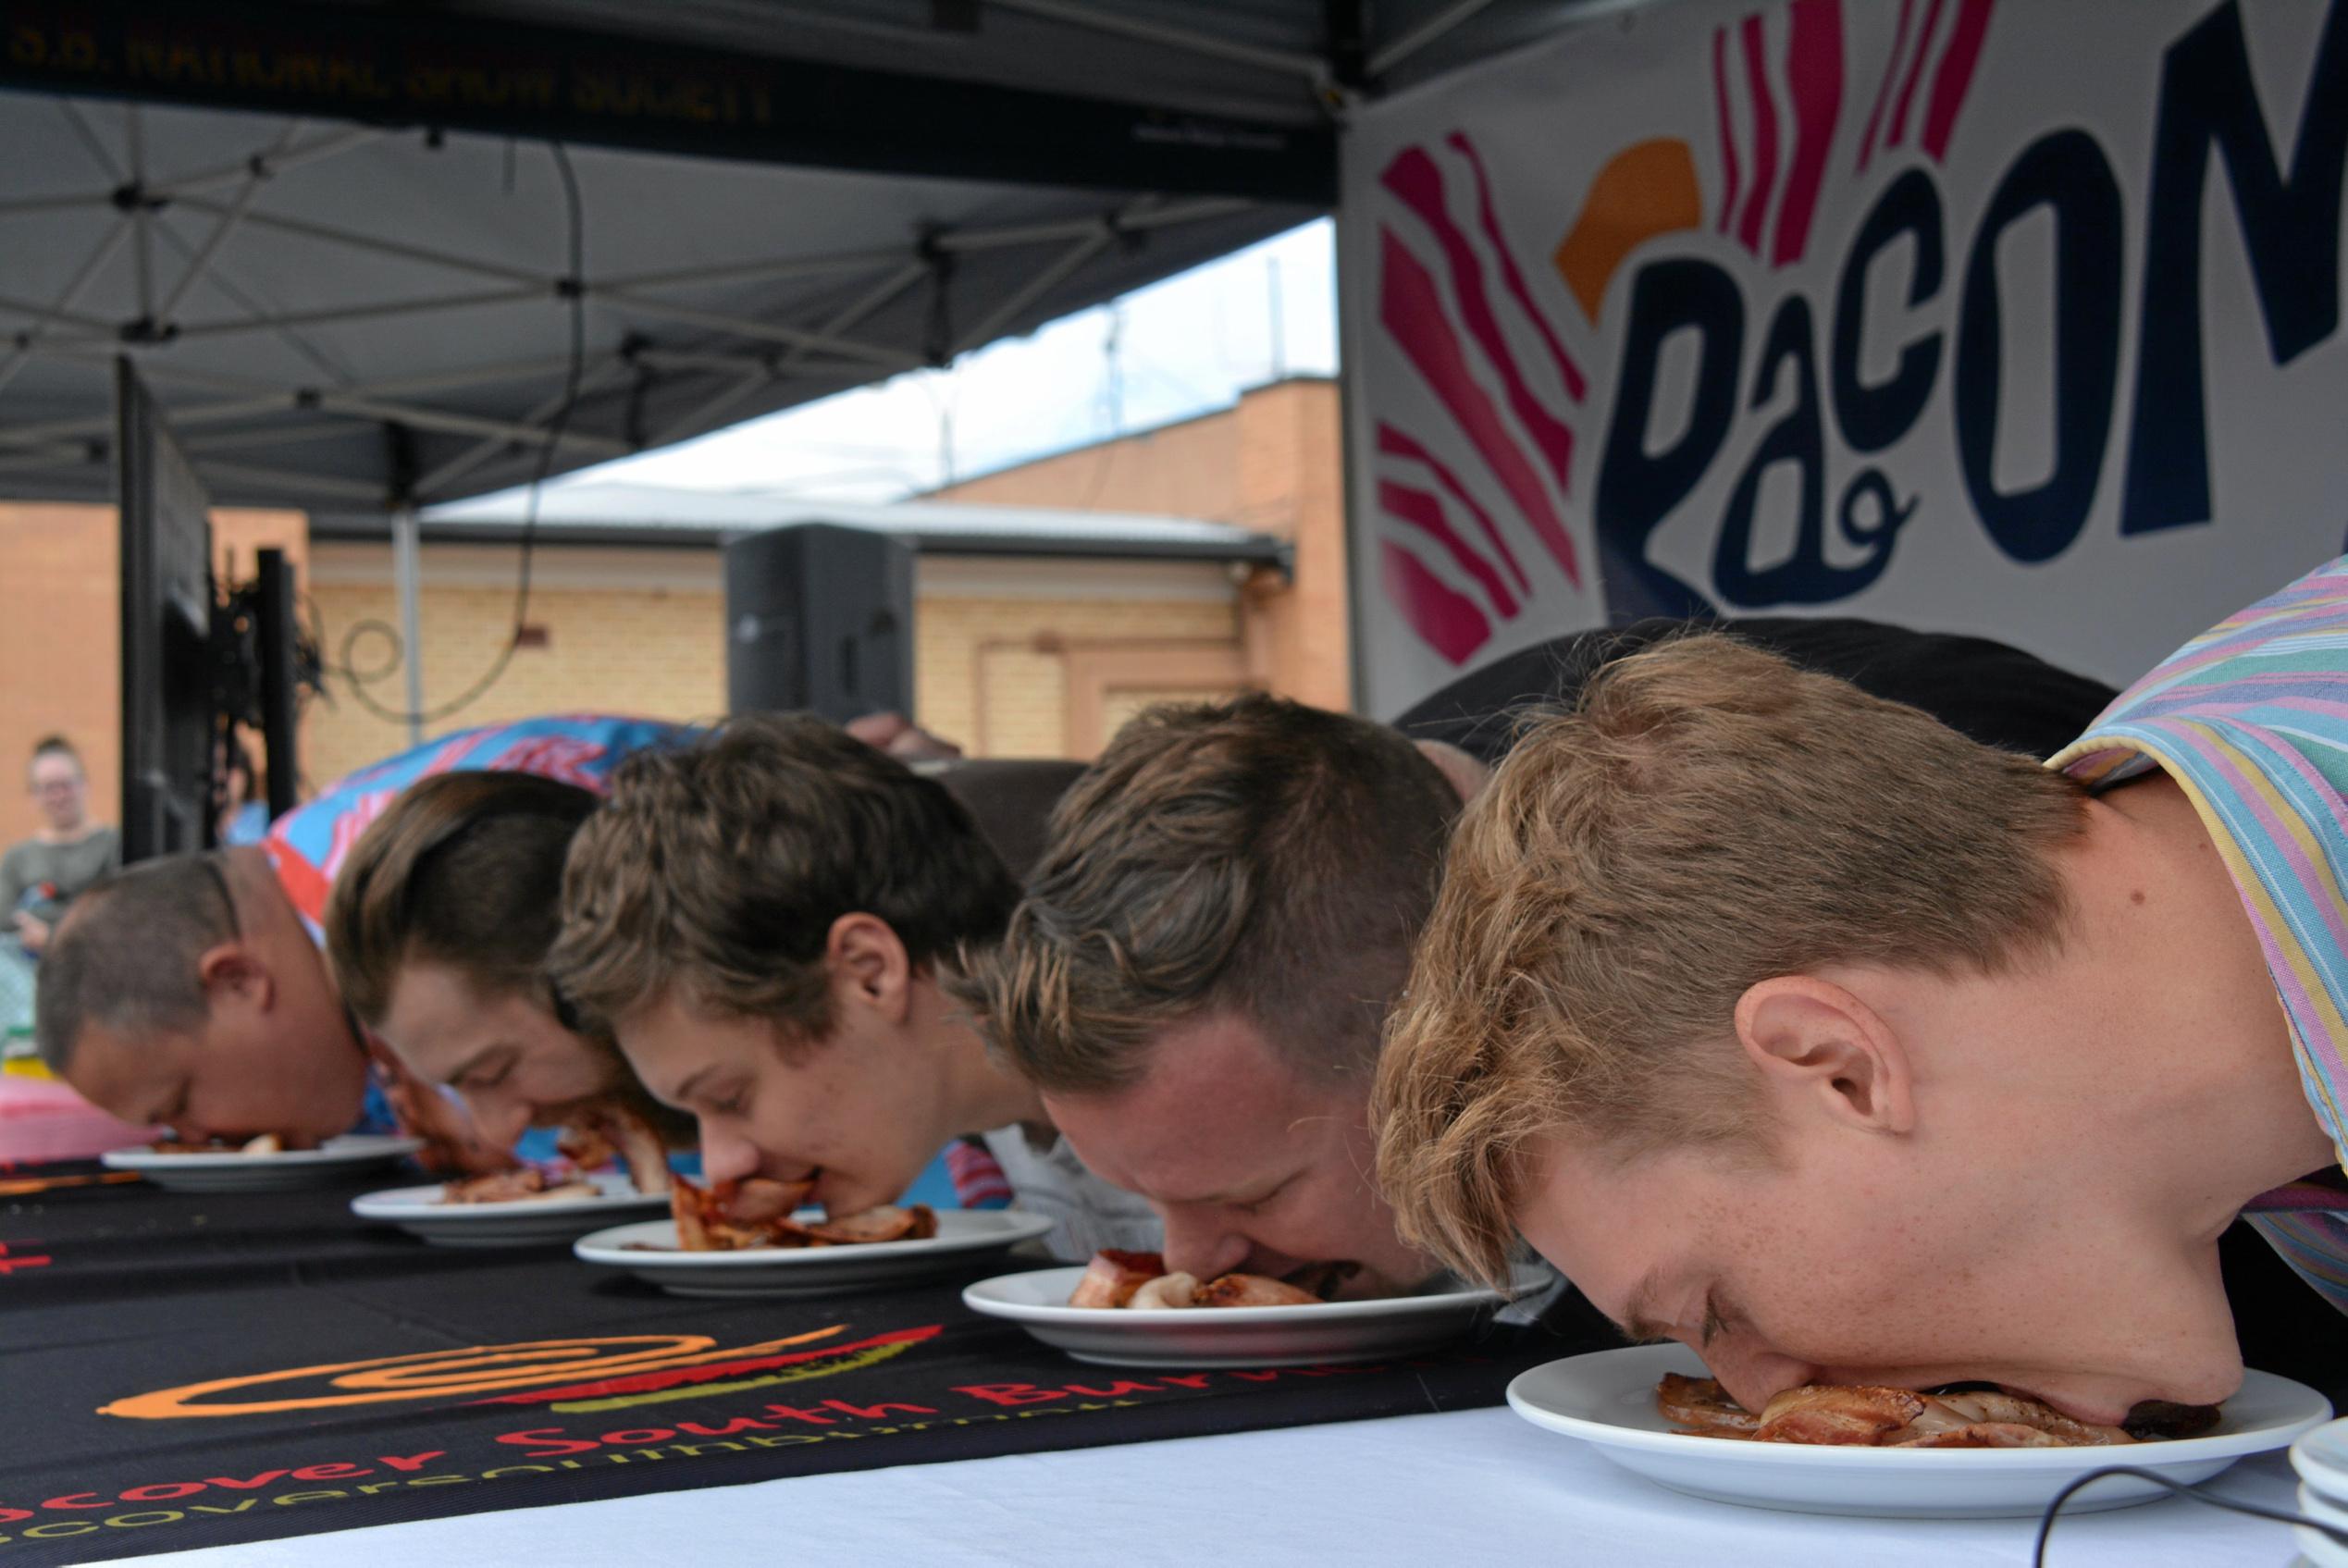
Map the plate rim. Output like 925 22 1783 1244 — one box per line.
351 1173 670 1220
959 1261 1543 1327
1505 1342 2334 1471
573 1207 1056 1267
101 1133 425 1170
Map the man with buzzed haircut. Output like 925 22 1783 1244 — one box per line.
37 714 683 1159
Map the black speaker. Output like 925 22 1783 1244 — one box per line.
724 523 915 721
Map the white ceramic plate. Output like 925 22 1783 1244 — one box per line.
960 1263 1544 1368
100 1134 426 1192
2297 1415 2348 1504
573 1208 1056 1298
352 1173 671 1247
2294 1481 2348 1568
1505 1343 2332 1519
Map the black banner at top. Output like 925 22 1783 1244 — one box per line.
0 0 1337 202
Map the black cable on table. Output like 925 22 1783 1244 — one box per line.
2033 1463 2348 1564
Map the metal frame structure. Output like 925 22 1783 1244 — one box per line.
0 0 1643 512
0 99 1283 510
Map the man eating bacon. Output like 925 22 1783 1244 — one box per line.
960 619 2124 1307
1375 558 2348 1428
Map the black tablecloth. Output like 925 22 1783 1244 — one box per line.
1 1161 1598 1563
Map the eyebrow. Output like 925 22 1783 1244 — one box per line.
442 1043 514 1085
669 1067 718 1106
1156 1167 1294 1209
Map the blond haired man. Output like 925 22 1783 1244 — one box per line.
1377 565 2348 1423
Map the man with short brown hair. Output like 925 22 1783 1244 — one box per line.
1377 570 2348 1423
964 694 1459 1295
550 712 1157 1257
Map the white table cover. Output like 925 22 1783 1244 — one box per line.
122 1406 2305 1566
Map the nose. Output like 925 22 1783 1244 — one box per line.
1704 1339 1822 1416
698 1120 760 1185
1158 1206 1252 1280
467 1093 532 1154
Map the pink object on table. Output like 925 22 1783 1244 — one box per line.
0 1073 155 1162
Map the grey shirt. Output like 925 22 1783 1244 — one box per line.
1 827 121 928
981 1122 1165 1262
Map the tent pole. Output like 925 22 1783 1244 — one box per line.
392 505 426 747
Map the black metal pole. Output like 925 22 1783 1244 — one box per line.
255 548 300 819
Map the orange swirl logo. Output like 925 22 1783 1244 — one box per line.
101 1324 939 1419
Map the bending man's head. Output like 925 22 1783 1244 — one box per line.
38 850 364 1143
326 770 687 1153
1370 633 2253 1426
959 693 1460 1295
550 713 1021 1216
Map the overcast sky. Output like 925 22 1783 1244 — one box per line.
564 219 1336 504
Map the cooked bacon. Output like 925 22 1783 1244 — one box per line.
1657 1374 1761 1438
1069 1250 1168 1308
668 1175 935 1253
1067 1252 1361 1310
1661 1376 2159 1448
1923 1390 2128 1445
151 1131 312 1154
1194 1273 1320 1307
441 1168 598 1204
803 1204 938 1245
1126 1272 1205 1309
556 1104 673 1195
1892 1422 2075 1449
1755 1385 1928 1445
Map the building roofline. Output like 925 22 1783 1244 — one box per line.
309 513 1291 571
913 373 1337 499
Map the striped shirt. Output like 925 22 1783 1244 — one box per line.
262 714 691 1137
2049 557 2348 1313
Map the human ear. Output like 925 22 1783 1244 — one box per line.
825 913 912 1021
195 943 276 1014
1732 976 1914 1134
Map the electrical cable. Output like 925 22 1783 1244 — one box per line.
2032 1463 2348 1564
332 140 586 728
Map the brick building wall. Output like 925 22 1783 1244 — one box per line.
303 544 727 789
928 377 1349 712
304 546 1245 780
0 375 1352 809
0 502 305 846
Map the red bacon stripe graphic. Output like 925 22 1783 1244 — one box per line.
1921 0 1996 161
1378 479 1521 620
1383 147 1579 500
1713 27 1743 236
1735 14 1781 253
1380 539 1491 665
1377 225 1582 589
1773 0 1845 266
1887 0 1947 149
1378 420 1531 596
1859 0 1918 173
1858 0 1992 167
1449 131 1588 402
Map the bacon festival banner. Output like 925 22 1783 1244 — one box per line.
1343 0 2348 716
0 1165 1585 1562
